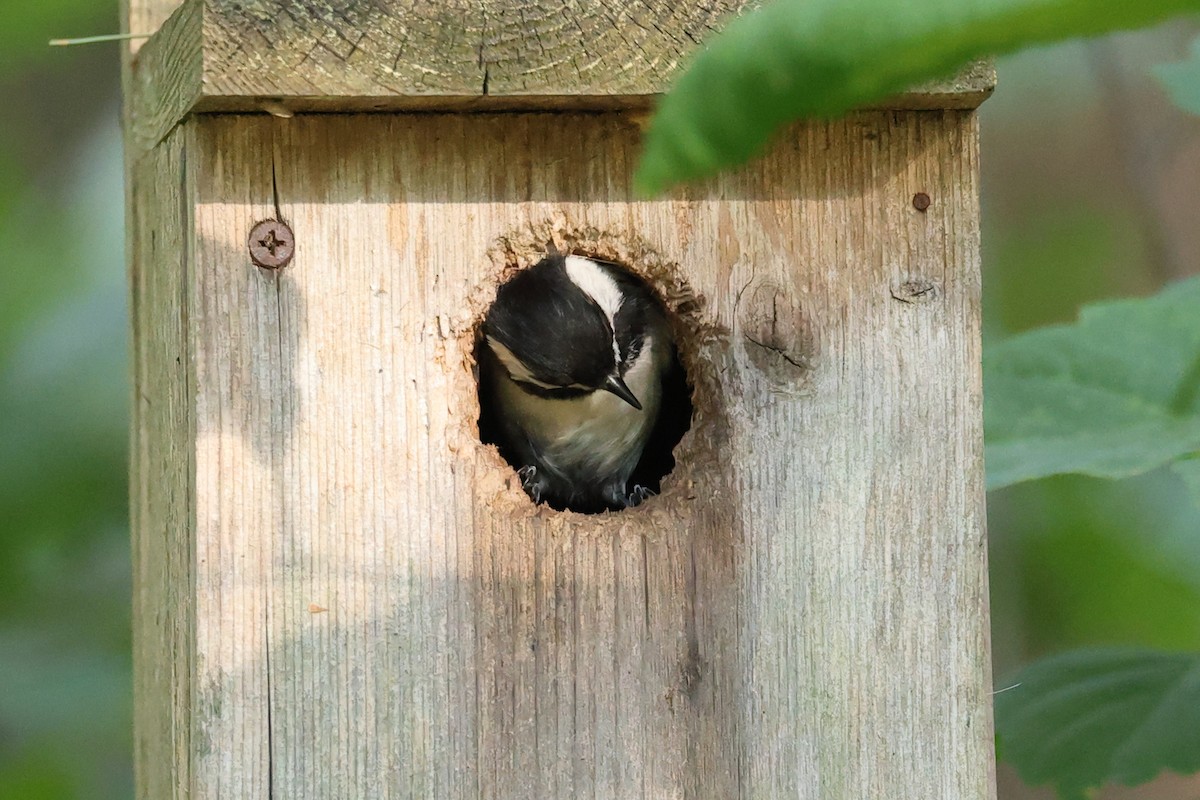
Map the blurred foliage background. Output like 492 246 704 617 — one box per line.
0 2 1197 798
1 1 131 799
984 23 1200 798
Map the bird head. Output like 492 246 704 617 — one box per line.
483 255 645 409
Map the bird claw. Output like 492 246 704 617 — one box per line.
625 484 656 508
601 482 655 510
517 465 543 503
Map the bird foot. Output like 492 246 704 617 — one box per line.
625 484 656 508
604 482 655 509
517 465 546 504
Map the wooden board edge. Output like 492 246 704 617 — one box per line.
185 59 995 117
129 119 198 800
125 0 203 160
872 60 997 110
124 0 993 150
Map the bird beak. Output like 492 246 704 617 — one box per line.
604 375 642 410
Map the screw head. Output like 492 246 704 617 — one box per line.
248 219 295 269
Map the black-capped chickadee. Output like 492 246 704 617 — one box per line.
479 254 687 512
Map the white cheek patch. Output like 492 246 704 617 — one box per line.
563 255 625 367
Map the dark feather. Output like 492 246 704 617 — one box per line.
477 255 692 512
482 255 615 389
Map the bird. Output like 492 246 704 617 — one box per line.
478 254 685 512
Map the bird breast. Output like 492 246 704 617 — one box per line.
496 335 666 481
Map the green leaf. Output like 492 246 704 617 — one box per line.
995 648 1200 798
985 276 1200 490
1155 35 1200 116
634 0 1200 194
1174 456 1200 503
1011 478 1200 653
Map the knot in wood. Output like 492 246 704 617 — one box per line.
738 282 814 387
890 279 940 304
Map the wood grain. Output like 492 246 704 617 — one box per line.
121 0 995 158
123 0 186 52
125 0 202 154
128 110 995 798
201 0 745 98
129 123 195 800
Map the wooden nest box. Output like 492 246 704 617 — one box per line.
123 0 997 797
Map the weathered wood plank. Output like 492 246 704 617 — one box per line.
123 0 186 54
201 0 745 99
122 0 995 158
129 123 194 800
125 0 202 155
127 110 995 798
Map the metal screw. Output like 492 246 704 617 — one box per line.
248 219 294 269
912 192 931 212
